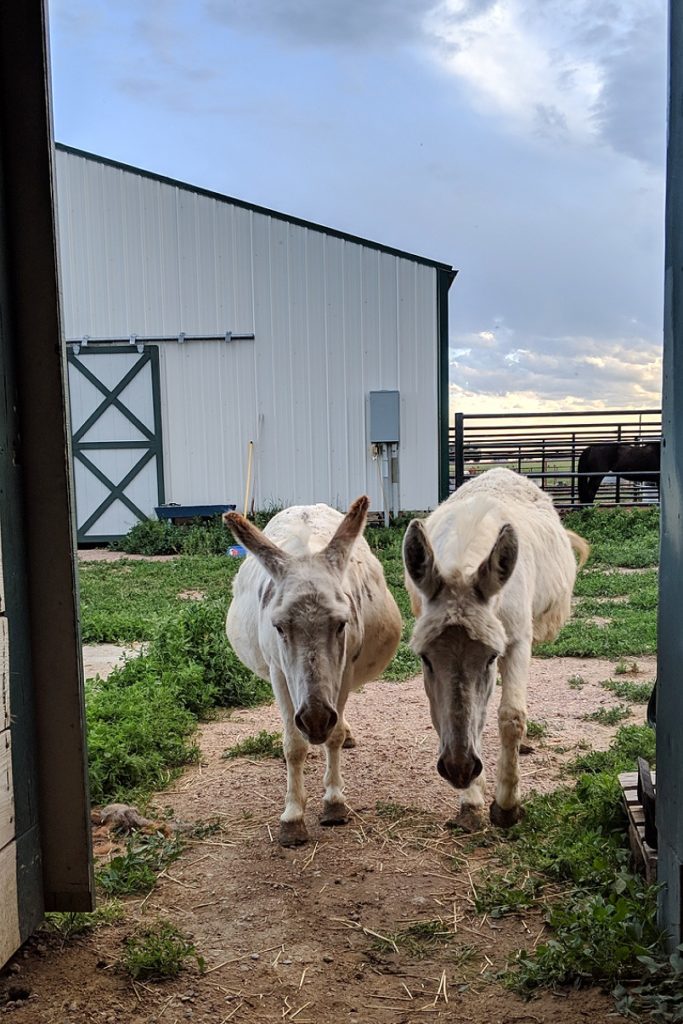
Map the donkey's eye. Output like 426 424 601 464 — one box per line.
487 654 497 668
336 621 347 636
420 654 433 674
274 623 285 638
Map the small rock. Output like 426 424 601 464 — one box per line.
282 958 292 965
322 955 333 963
250 953 260 960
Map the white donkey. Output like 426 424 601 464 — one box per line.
225 497 402 847
403 468 589 829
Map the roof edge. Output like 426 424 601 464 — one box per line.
55 143 456 274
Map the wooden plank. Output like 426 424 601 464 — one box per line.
0 0 94 915
0 618 7 731
0 729 14 852
622 772 658 885
0 841 20 968
620 772 638 787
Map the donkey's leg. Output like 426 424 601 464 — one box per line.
321 689 351 825
342 716 356 749
452 771 487 832
453 708 487 831
271 668 310 847
491 638 530 828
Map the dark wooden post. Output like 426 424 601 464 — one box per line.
0 0 94 928
454 413 465 489
658 0 683 949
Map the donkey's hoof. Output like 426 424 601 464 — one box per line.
320 801 350 826
489 801 525 829
447 807 486 834
342 733 357 749
279 820 309 847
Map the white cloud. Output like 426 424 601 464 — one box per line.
426 1 600 143
424 0 666 160
449 327 662 409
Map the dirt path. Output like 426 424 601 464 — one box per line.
3 656 655 1023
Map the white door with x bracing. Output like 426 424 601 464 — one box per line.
67 345 165 544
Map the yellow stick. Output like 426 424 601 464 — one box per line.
243 440 254 515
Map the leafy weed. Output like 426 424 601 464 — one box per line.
122 919 205 980
223 730 284 760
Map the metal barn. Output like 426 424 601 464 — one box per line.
54 146 455 543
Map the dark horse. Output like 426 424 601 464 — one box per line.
577 441 661 504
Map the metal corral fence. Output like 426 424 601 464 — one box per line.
449 408 662 507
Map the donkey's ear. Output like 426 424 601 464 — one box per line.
473 523 518 602
324 495 369 574
403 519 443 601
223 512 289 580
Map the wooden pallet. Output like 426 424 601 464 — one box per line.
619 770 657 884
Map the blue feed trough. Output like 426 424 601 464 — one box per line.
155 503 236 522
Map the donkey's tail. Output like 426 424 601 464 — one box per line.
566 530 590 569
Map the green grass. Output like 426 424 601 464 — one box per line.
526 719 548 740
536 571 658 658
568 674 586 689
614 659 641 675
365 526 421 681
122 919 205 980
373 919 475 962
570 723 655 776
602 678 653 704
79 556 241 643
86 599 270 806
562 507 660 569
375 800 414 821
582 705 631 726
96 832 183 896
43 900 125 938
472 726 663 1000
223 730 284 760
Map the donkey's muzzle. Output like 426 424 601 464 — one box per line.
294 701 338 745
437 752 483 790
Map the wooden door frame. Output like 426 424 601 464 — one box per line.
0 0 94 935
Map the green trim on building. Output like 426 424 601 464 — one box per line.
437 268 457 503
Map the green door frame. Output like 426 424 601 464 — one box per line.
68 345 166 544
437 268 457 504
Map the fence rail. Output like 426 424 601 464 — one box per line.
448 408 662 507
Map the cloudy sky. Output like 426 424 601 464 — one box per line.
49 0 667 413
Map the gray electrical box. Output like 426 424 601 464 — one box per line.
369 390 400 444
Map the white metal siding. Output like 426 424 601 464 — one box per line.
55 150 440 513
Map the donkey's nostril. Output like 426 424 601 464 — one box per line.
436 756 449 781
471 756 483 781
